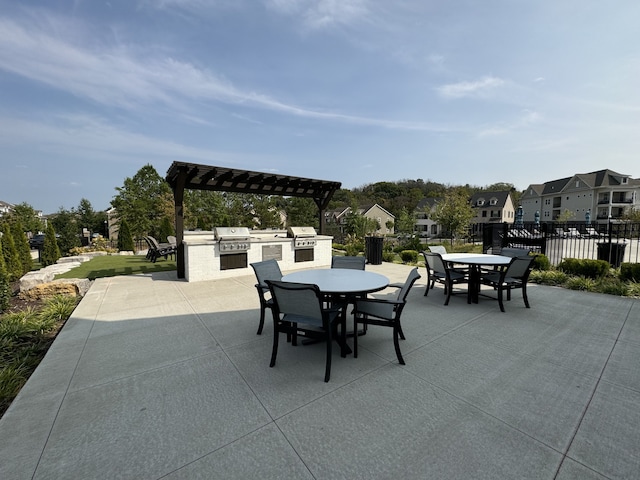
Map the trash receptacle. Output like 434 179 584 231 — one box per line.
597 242 627 268
365 236 384 265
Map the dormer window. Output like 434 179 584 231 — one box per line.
489 198 498 206
476 199 485 206
622 177 628 184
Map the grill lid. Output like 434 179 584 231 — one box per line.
214 227 251 241
287 226 317 238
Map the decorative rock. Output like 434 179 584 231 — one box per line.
19 282 79 301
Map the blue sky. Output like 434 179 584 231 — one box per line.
1 1 639 214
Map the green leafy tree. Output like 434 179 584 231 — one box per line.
77 198 108 236
117 218 135 252
395 207 415 236
555 209 576 223
284 197 318 228
432 188 475 246
249 195 283 229
111 164 173 240
622 206 640 222
51 208 81 255
1 223 21 281
7 202 44 234
41 222 61 267
0 237 9 312
10 220 32 275
183 190 226 230
345 209 378 239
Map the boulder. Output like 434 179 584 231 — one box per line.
18 279 93 301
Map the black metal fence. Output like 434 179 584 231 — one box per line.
482 222 640 267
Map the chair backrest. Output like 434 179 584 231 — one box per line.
504 256 535 280
331 256 366 270
428 245 447 255
424 252 447 275
250 259 283 289
500 247 531 258
395 268 421 302
147 236 161 249
167 235 177 246
266 280 324 321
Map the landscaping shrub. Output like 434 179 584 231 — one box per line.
382 252 396 263
400 250 418 264
531 253 551 271
620 263 640 282
564 276 597 291
529 270 568 286
595 278 629 296
117 219 135 252
558 258 610 279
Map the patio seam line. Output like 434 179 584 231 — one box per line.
30 276 112 480
551 301 635 480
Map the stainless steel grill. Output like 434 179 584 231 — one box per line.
287 226 317 249
214 227 251 254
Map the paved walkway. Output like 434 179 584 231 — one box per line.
1 262 638 479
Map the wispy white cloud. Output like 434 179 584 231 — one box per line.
265 0 371 30
0 12 455 133
437 76 505 99
477 109 541 138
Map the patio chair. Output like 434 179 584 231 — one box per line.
352 268 421 365
250 259 283 335
479 256 535 312
427 245 447 254
331 256 366 270
422 251 468 305
145 236 176 263
265 280 346 382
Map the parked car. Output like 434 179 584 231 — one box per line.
29 234 46 249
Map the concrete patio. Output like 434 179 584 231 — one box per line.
0 262 638 479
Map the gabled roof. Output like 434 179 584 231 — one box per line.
575 169 631 188
521 184 544 198
415 197 441 210
542 177 571 195
469 191 512 208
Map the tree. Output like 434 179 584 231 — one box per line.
395 207 415 236
158 216 174 243
1 223 21 280
622 206 640 222
117 218 135 252
555 209 576 223
10 220 32 275
284 197 318 228
111 164 173 240
41 222 61 267
344 209 378 239
77 198 107 236
249 195 283 229
432 188 475 246
0 236 9 312
51 208 81 255
7 202 44 234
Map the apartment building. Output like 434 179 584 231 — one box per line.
520 169 640 224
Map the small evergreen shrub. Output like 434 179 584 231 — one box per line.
382 252 396 263
595 278 629 296
400 250 418 264
117 219 135 252
620 263 640 282
531 253 551 271
558 258 610 279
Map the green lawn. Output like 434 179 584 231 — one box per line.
55 255 177 280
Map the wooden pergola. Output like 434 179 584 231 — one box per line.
165 161 342 278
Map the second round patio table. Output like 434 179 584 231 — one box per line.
440 253 512 304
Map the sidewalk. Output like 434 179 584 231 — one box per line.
1 262 638 479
